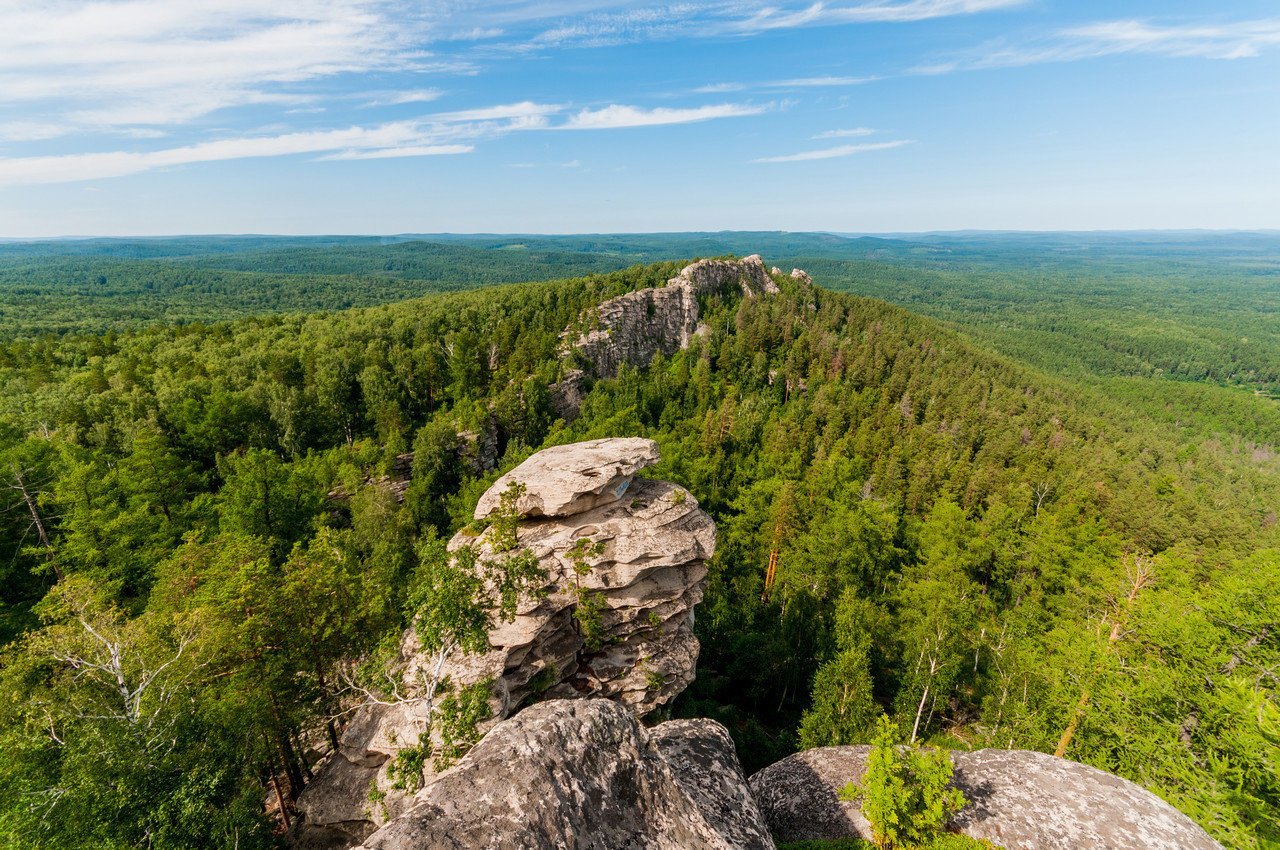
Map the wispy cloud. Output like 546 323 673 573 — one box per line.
695 75 876 95
363 89 445 107
754 139 913 162
0 1 438 129
731 0 1024 34
563 102 768 129
322 144 474 160
814 127 876 138
0 97 769 185
528 0 1024 48
918 16 1280 73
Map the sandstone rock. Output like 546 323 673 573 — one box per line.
299 439 715 845
473 436 659 519
565 255 781 381
750 746 1222 850
354 699 775 850
790 268 813 285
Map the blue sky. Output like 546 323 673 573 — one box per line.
0 0 1277 235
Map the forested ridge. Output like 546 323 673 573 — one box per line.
1 255 1277 848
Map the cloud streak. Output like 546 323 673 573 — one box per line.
562 102 769 129
754 139 913 162
917 16 1280 73
0 99 769 185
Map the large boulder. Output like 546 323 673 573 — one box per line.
750 746 1223 850
299 439 716 845
355 699 775 850
473 436 659 519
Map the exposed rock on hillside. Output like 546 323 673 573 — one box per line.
354 699 775 850
564 254 781 381
298 438 715 844
472 436 658 519
750 746 1222 850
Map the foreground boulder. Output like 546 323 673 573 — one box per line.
298 438 715 843
750 746 1222 850
355 699 775 850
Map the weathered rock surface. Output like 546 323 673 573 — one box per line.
473 436 659 519
565 254 784 381
354 699 775 850
750 745 1222 850
299 438 715 844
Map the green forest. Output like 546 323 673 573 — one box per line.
0 236 1278 849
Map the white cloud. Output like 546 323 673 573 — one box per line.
0 121 71 142
814 127 876 138
0 121 455 186
321 144 473 160
769 75 877 87
364 89 445 107
732 0 1023 33
1065 18 1280 60
918 16 1280 73
754 139 913 162
563 103 769 129
694 82 749 94
0 0 432 128
431 102 563 123
0 95 770 185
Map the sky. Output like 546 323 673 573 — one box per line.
0 0 1278 236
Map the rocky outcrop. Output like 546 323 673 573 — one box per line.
354 699 775 850
750 746 1223 850
472 437 659 519
298 438 715 844
564 254 782 381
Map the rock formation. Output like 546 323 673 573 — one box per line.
565 254 779 381
353 699 775 850
297 437 715 845
750 745 1223 850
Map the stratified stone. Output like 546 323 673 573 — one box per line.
473 436 659 519
299 440 716 846
749 746 1223 850
354 700 775 850
565 255 782 382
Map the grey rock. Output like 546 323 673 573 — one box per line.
750 746 1223 850
566 255 781 382
474 436 659 519
300 440 716 845
790 268 813 285
354 699 775 850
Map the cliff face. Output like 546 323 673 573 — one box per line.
751 745 1224 850
567 254 779 380
298 438 715 845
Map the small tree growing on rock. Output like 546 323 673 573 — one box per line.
841 716 968 850
346 482 546 784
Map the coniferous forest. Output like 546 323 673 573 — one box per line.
1 234 1278 848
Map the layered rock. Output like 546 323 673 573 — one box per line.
298 438 715 844
354 699 775 850
750 745 1223 850
564 254 781 381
